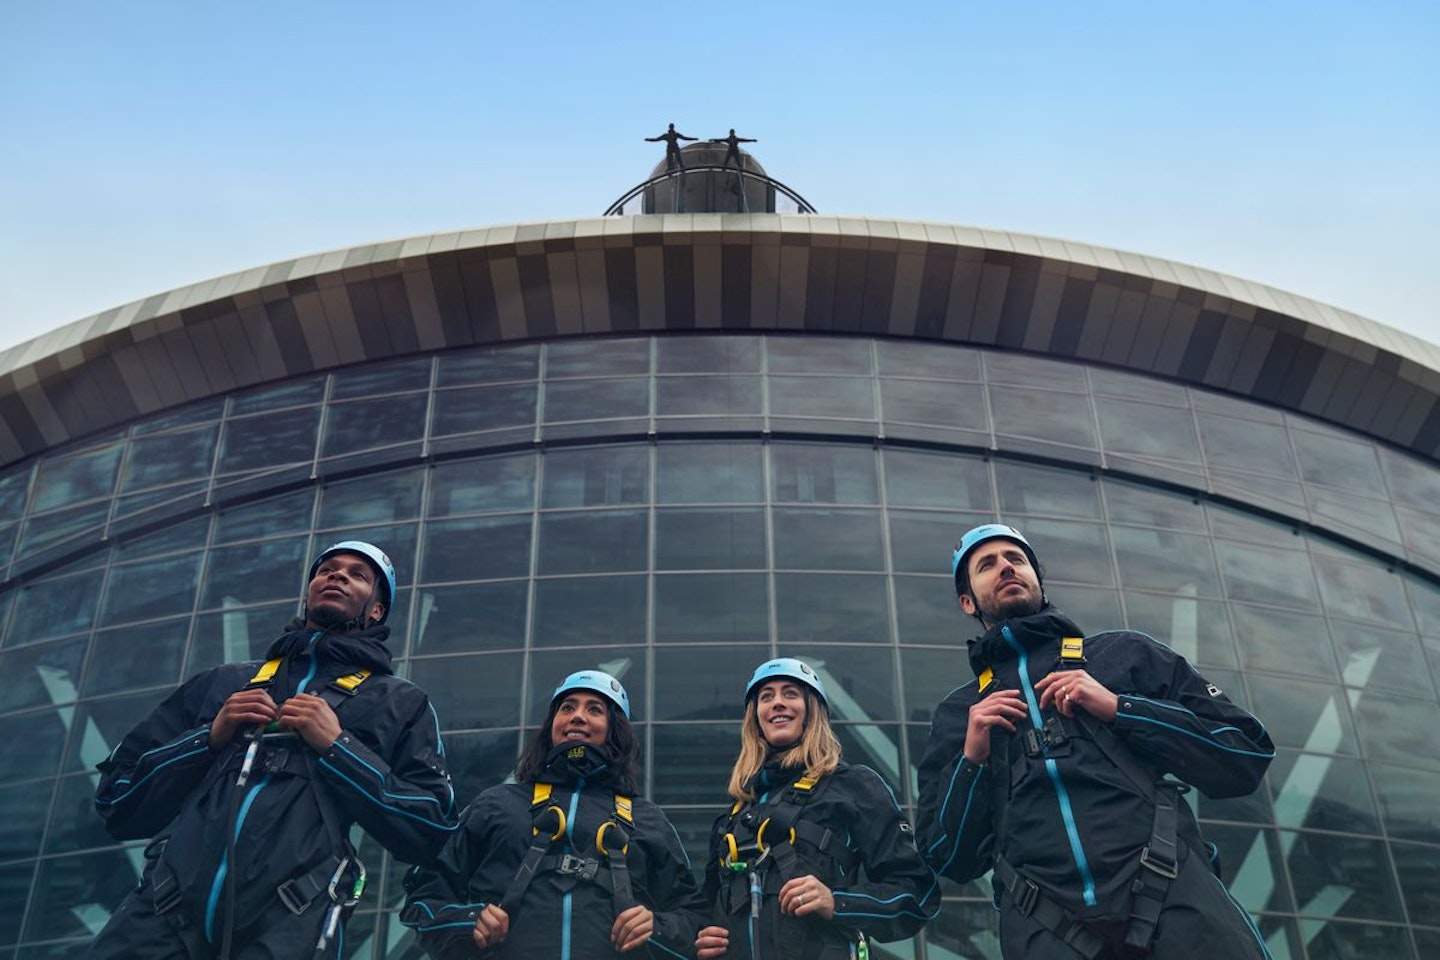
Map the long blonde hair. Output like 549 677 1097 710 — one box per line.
726 687 842 803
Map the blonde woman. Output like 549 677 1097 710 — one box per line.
695 659 938 959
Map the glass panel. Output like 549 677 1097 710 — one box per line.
990 388 1095 450
774 574 889 642
1266 751 1378 834
28 850 144 945
1215 540 1319 610
893 575 961 649
985 352 1087 391
656 375 763 417
546 338 649 377
1102 481 1208 533
435 343 539 387
18 500 108 554
429 454 535 516
879 378 987 431
883 450 991 511
1307 487 1401 547
526 648 645 724
1299 919 1415 960
62 691 168 775
650 723 739 804
1310 552 1412 628
1203 823 1293 914
430 382 538 436
876 339 981 380
330 357 432 399
654 573 769 642
654 509 766 570
536 510 647 575
199 537 309 609
321 392 428 458
542 446 648 507
542 378 649 422
318 469 424 528
772 508 884 571
652 645 761 720
1391 841 1440 926
1110 527 1220 596
32 441 123 511
771 444 877 505
84 620 189 696
1230 604 1339 681
994 462 1101 519
1088 367 1189 405
6 573 100 647
213 488 314 542
1121 593 1237 668
1291 427 1384 492
889 510 981 575
420 515 532 583
1195 413 1298 479
408 651 523 730
217 406 321 473
229 376 325 415
1349 690 1440 771
0 636 87 713
411 581 526 655
898 645 970 726
1018 519 1113 587
188 600 297 670
835 723 905 797
1095 396 1201 462
532 576 646 647
656 336 761 373
45 772 115 856
656 443 763 505
0 861 35 944
99 552 202 626
0 709 66 783
1245 674 1357 754
766 337 871 374
440 729 523 809
1284 831 1404 922
120 424 219 492
1044 585 1121 630
1368 762 1440 844
769 376 875 420
1331 624 1432 698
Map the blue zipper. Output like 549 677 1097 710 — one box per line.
1001 626 1098 907
560 778 584 960
204 775 271 940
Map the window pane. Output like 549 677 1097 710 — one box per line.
84 620 189 697
991 388 1095 450
121 425 219 492
767 337 871 374
542 446 648 507
218 406 320 473
0 710 66 783
188 600 296 671
1267 751 1377 834
893 576 959 648
1102 481 1208 533
772 508 883 571
1196 414 1298 480
1095 397 1200 462
421 516 532 583
45 772 115 856
1391 840 1440 928
33 442 123 511
652 645 759 720
1230 604 1339 681
1350 691 1440 771
444 729 525 805
543 379 649 422
651 724 738 804
412 581 527 655
429 454 535 516
1111 527 1219 596
409 652 523 730
1215 540 1319 610
656 444 763 504
6 573 100 647
772 444 877 505
1020 519 1113 587
1369 763 1440 844
1121 593 1236 668
775 574 889 642
879 379 987 431
431 382 538 436
883 450 992 511
899 645 970 726
100 553 203 626
769 376 875 420
532 576 646 647
318 469 424 528
654 509 766 570
654 573 769 642
1283 831 1404 922
526 648 645 724
436 344 539 387
321 393 428 458
876 340 980 380
330 357 431 399
200 538 309 608
656 336 761 373
889 511 978 575
230 376 325 415
547 338 649 377
1332 624 1433 698
0 636 87 713
995 462 1101 520
214 488 315 542
1311 552 1411 628
656 375 763 417
536 511 647 575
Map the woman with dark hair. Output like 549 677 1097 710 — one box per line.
695 659 939 960
402 670 704 958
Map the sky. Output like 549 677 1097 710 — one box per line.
1 2 1437 354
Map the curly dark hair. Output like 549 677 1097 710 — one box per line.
514 697 641 795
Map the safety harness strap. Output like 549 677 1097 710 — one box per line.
501 784 635 916
993 856 1107 960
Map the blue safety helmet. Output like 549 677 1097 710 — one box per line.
552 670 631 719
308 540 397 623
745 658 828 707
951 523 1040 597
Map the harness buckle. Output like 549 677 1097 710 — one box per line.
276 879 310 916
1138 845 1178 880
556 854 599 881
1023 727 1044 758
1013 877 1041 916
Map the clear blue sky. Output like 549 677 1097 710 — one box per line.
2 1 1436 353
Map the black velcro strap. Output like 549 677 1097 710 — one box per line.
993 857 1106 960
1124 785 1181 953
501 828 556 915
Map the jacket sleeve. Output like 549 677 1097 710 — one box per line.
93 669 234 840
914 685 997 883
316 685 459 865
1110 633 1275 799
400 797 492 960
829 766 940 943
636 801 706 960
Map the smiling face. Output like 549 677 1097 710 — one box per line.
549 692 611 749
960 539 1044 626
755 679 809 749
305 551 385 629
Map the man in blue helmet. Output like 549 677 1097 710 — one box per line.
88 541 458 960
916 524 1275 959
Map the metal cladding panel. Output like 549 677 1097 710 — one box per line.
1 215 1438 469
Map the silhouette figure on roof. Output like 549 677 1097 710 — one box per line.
709 129 757 171
645 123 698 172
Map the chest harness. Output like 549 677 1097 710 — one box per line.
986 637 1201 960
500 771 638 917
148 656 373 959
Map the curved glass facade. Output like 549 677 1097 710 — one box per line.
1 335 1438 959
